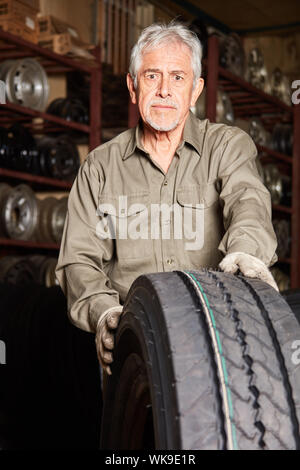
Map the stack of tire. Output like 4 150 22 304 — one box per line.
263 164 291 206
0 183 68 244
271 123 293 156
0 124 80 182
0 255 58 287
46 97 89 125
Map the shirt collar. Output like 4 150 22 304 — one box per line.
122 120 145 160
122 110 205 160
182 110 206 156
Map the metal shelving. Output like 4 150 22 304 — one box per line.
0 29 102 151
0 237 60 251
205 35 300 287
0 102 91 134
0 30 102 255
0 167 73 189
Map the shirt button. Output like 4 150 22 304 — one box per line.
166 258 173 265
163 180 168 186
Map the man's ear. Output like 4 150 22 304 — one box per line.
127 73 137 104
191 77 205 107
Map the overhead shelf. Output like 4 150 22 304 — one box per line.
0 102 91 134
0 29 98 74
0 28 101 151
272 204 293 214
0 167 73 190
256 145 293 164
202 54 293 132
0 28 102 261
218 66 292 116
0 237 60 251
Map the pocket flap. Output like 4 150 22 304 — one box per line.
98 192 150 217
176 183 219 208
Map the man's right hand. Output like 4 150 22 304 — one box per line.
95 307 123 375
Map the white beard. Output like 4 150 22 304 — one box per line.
146 116 180 132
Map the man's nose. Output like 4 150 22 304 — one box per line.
157 74 171 98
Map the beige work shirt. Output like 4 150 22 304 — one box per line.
55 111 278 333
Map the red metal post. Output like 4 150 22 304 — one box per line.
291 103 300 288
89 45 102 151
206 35 219 122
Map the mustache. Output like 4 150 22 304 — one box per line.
149 99 179 109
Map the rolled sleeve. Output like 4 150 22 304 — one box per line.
217 128 278 267
55 152 122 333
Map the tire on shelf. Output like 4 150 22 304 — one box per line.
5 59 49 111
0 183 12 236
263 164 283 205
7 123 39 174
2 184 39 241
36 197 57 243
101 270 300 450
272 219 290 258
50 197 68 243
0 256 37 284
36 135 80 181
0 256 21 282
39 257 58 287
270 267 290 292
219 33 245 77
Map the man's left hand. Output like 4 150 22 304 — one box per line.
219 252 279 292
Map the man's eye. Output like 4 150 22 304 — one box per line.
174 75 183 81
147 74 157 79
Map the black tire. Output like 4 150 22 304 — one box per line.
100 269 300 450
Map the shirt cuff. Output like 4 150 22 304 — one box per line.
219 240 277 267
89 300 123 332
96 305 123 331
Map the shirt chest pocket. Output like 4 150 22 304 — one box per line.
97 192 152 260
176 183 220 251
176 183 219 208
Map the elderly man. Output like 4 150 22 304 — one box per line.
55 22 278 375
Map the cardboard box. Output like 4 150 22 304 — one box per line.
20 0 39 9
37 14 93 58
0 0 38 42
37 15 81 42
38 32 72 55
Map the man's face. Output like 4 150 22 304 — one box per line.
127 41 204 132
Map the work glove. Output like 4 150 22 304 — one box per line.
219 251 279 292
95 306 123 375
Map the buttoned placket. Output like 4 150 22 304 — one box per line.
157 154 179 272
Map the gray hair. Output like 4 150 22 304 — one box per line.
129 21 203 89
